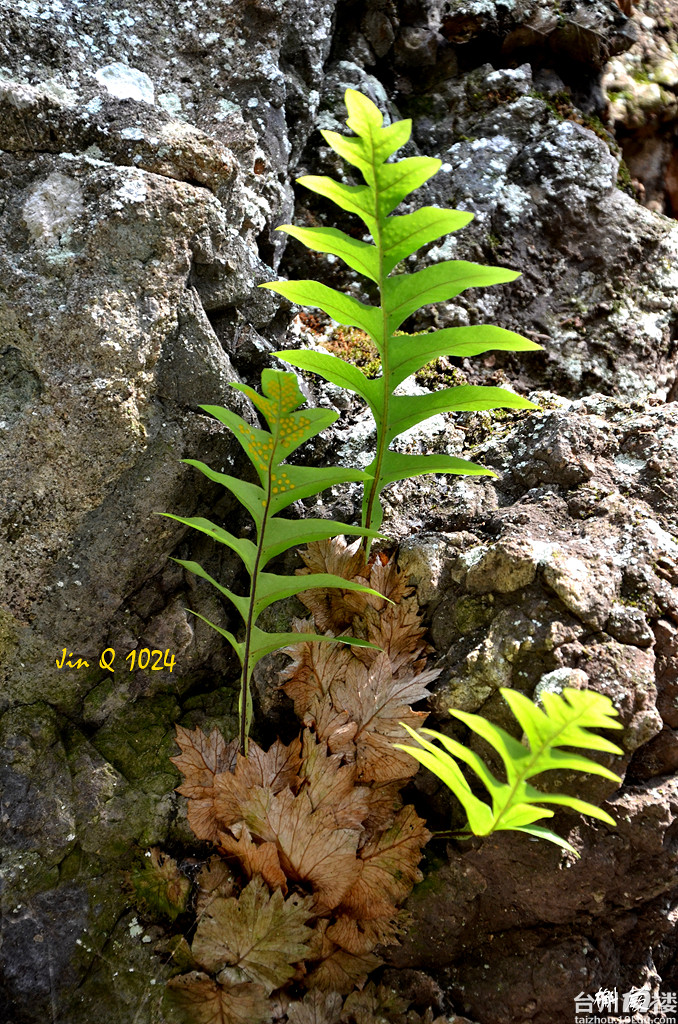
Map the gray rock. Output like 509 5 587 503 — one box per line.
2 0 678 1019
542 548 619 629
0 0 339 1016
602 0 678 212
464 536 541 594
606 601 655 647
534 665 589 699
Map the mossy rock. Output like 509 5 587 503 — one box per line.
91 694 181 794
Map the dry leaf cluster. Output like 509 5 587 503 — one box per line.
163 539 439 1024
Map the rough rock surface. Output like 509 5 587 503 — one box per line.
394 392 678 1022
602 0 678 216
1 0 678 1022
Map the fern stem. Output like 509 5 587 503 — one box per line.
239 521 265 757
238 449 275 757
362 130 390 549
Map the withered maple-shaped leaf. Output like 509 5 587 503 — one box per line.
331 653 435 783
298 731 370 831
242 786 362 912
195 856 236 920
218 823 287 892
171 726 238 841
342 553 411 623
164 971 270 1024
363 599 432 677
286 989 344 1024
171 726 237 790
366 556 412 606
326 914 404 956
304 921 381 995
214 736 301 829
213 774 260 833
238 736 303 791
281 632 352 718
305 696 357 760
361 781 403 836
299 537 369 583
131 848 190 922
191 877 314 994
342 982 409 1024
306 945 382 995
340 805 430 920
297 538 371 632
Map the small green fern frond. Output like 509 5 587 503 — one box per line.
396 687 624 855
162 369 385 755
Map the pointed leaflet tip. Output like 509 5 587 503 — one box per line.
344 87 383 133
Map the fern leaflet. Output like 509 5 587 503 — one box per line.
396 686 623 854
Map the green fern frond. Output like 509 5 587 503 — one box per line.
263 88 542 540
395 687 624 855
162 369 385 755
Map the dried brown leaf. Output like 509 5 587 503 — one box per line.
213 773 260 832
195 856 236 919
297 538 371 632
340 806 430 920
286 990 344 1024
172 726 237 790
242 736 303 791
331 654 434 784
326 914 404 956
214 737 301 829
131 848 190 922
281 636 352 718
343 556 411 622
298 732 370 831
359 782 403 839
363 600 432 677
342 982 409 1024
305 696 357 759
306 946 382 995
218 824 287 892
171 726 238 841
191 877 313 994
299 537 369 582
298 592 361 634
304 917 334 963
368 557 412 605
164 971 270 1024
244 787 362 912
